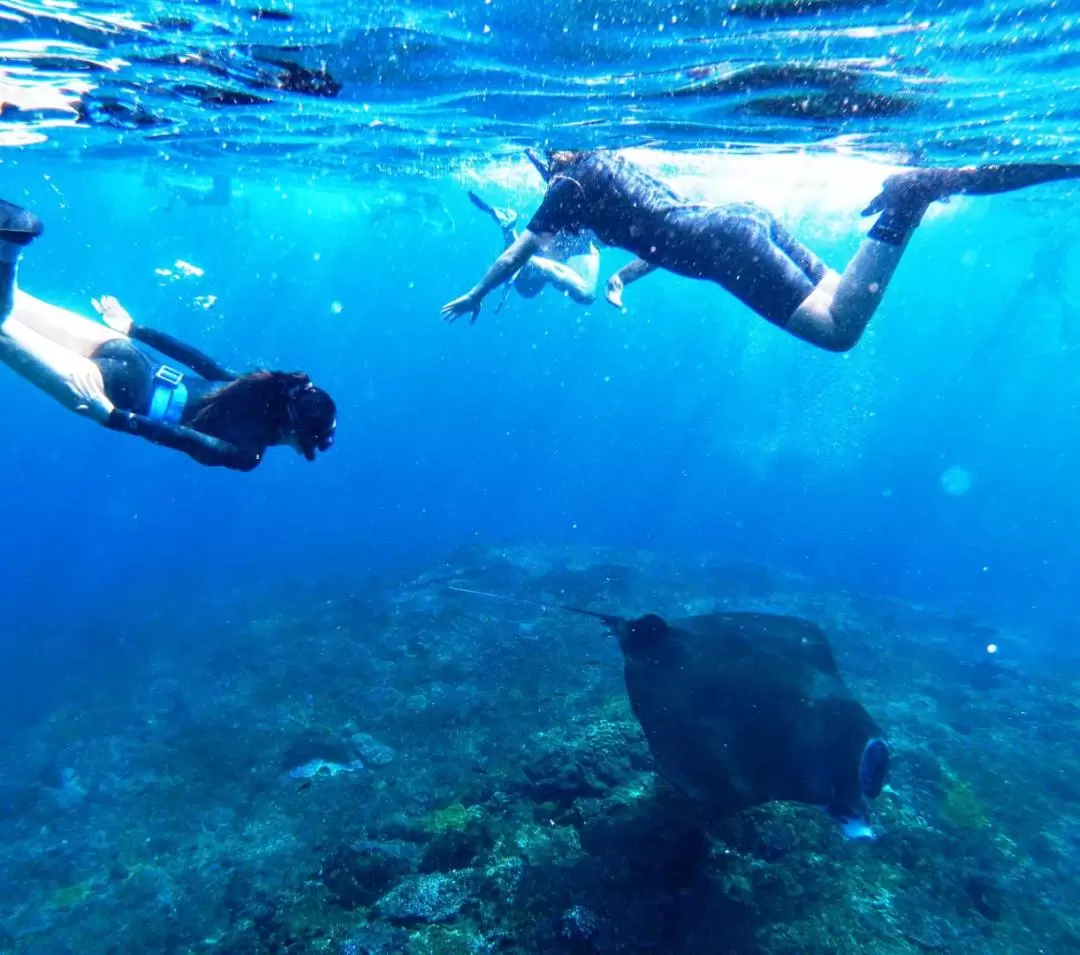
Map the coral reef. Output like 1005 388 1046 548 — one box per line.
0 543 1077 953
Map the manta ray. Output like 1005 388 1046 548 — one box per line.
450 586 890 838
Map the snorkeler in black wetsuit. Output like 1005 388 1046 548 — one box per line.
467 189 600 307
442 150 1080 353
91 297 336 470
0 203 336 473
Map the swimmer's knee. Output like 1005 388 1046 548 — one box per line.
786 290 863 353
816 269 842 297
818 331 861 353
800 309 863 352
789 285 832 327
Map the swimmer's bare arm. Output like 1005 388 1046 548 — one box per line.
441 230 543 323
605 258 657 309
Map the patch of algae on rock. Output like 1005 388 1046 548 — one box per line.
424 803 485 834
51 878 95 911
941 769 989 830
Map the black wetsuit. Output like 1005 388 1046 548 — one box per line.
526 151 827 325
94 328 264 471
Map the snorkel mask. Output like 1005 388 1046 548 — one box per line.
285 379 337 460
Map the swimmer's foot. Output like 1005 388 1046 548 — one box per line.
861 167 974 218
867 163 1080 222
0 199 43 245
862 167 975 245
467 190 518 240
467 190 496 217
495 207 518 229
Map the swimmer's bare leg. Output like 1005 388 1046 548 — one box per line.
9 291 122 356
526 255 597 304
0 202 120 357
786 163 1080 352
0 210 114 422
563 246 600 302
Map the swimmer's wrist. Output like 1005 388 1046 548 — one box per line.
106 409 138 432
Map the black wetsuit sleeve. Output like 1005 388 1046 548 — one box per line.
527 178 586 236
129 324 236 382
106 410 262 472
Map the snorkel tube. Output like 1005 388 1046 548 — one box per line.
525 148 551 182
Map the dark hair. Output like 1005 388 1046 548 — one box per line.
192 370 336 459
546 150 588 174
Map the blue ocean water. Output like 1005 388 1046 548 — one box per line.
2 0 1080 950
1 0 1078 634
4 156 1078 648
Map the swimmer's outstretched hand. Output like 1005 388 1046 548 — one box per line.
441 291 482 324
92 295 134 335
605 273 625 309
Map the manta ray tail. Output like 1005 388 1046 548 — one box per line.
447 585 623 629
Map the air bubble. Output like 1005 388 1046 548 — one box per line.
939 466 973 496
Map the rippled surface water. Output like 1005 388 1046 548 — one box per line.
0 0 1077 172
